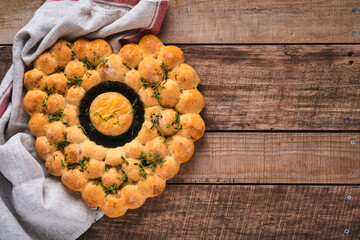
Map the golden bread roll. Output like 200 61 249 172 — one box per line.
96 54 129 82
82 140 107 161
81 182 106 207
159 79 180 107
175 89 205 114
66 126 87 143
119 43 143 69
46 93 66 115
87 39 112 66
168 135 195 163
45 121 67 145
24 69 47 91
121 158 143 182
35 136 56 160
61 168 88 191
178 114 205 141
29 113 49 137
158 108 178 136
144 105 163 122
101 194 128 218
121 184 146 209
102 168 123 188
158 45 185 71
138 86 159 107
73 39 90 60
46 72 68 94
45 151 66 176
64 58 87 79
123 140 143 159
155 156 180 180
65 86 86 107
144 136 168 160
138 174 166 197
63 105 79 126
23 90 47 116
105 147 126 166
138 57 164 85
124 69 142 91
81 70 102 91
136 121 159 144
168 64 200 90
64 143 84 163
33 52 58 75
83 159 105 179
138 34 164 58
49 39 73 68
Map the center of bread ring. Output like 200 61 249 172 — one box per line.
89 92 134 136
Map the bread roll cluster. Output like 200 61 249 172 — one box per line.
23 35 205 218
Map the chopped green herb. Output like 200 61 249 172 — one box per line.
66 75 83 86
53 132 70 151
66 43 76 60
64 156 90 172
121 156 128 164
48 112 65 122
78 125 86 134
141 79 149 88
41 96 49 107
79 58 93 70
93 51 109 67
94 112 107 122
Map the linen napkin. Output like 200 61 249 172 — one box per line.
0 0 168 239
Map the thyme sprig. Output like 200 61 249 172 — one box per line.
65 74 83 86
66 43 76 60
63 156 90 172
41 96 49 107
47 112 65 122
93 51 109 67
94 112 107 122
79 58 94 70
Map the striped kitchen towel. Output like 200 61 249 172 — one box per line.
0 0 168 239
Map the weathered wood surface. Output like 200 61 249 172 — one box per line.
2 45 360 130
169 132 360 184
78 185 360 239
2 0 360 44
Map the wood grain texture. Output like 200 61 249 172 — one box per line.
79 185 360 240
0 0 44 44
2 0 360 44
170 132 360 184
2 45 360 130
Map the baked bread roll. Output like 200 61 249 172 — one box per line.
23 35 205 218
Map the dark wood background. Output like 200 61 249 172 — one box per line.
1 0 360 239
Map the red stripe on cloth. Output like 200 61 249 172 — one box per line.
106 0 138 6
46 0 79 2
0 90 11 118
92 1 132 9
0 81 13 101
147 0 168 35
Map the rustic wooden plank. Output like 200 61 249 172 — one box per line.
0 46 12 80
2 45 360 130
170 132 360 184
78 185 360 239
2 0 360 44
184 44 360 130
0 0 44 45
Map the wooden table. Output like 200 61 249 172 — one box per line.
1 0 360 239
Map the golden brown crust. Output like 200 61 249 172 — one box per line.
138 34 164 58
121 158 142 182
82 140 107 161
175 89 205 114
155 156 180 180
81 182 106 207
168 64 200 90
159 79 180 107
33 52 58 75
158 109 178 136
61 168 88 192
66 126 87 143
138 174 166 197
35 136 56 160
121 184 146 209
81 70 102 91
158 46 185 70
65 86 86 107
64 143 83 163
144 137 168 160
136 121 159 144
73 39 90 60
46 93 66 115
124 69 142 92
178 114 205 141
138 86 159 107
23 90 47 116
49 39 73 68
87 39 113 66
63 105 79 126
45 151 66 176
29 113 49 137
24 69 47 91
101 194 128 218
96 54 129 82
105 147 126 167
64 59 87 79
138 57 164 85
84 159 105 179
119 43 143 69
144 106 163 122
46 72 68 94
102 168 123 188
123 140 143 158
45 121 67 145
168 135 195 163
